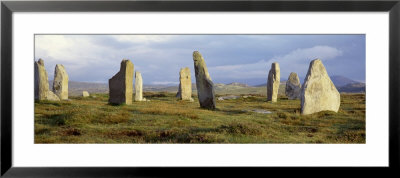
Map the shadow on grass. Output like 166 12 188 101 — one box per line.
215 108 247 115
144 130 224 143
140 123 263 143
107 103 125 106
35 100 71 107
36 113 72 126
216 123 262 135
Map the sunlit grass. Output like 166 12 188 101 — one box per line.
34 92 365 143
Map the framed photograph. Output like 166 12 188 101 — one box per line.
1 0 399 177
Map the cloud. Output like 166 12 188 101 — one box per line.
273 45 343 62
35 35 361 86
35 35 177 82
208 45 343 83
113 35 174 44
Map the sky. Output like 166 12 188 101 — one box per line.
35 34 365 86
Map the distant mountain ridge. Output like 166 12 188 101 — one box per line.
254 75 361 87
330 75 359 87
252 75 365 93
215 82 250 89
61 75 365 96
337 83 366 93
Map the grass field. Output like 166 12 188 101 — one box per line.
34 92 365 143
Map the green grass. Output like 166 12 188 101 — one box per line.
34 92 365 143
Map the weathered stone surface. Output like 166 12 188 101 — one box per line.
82 91 90 97
176 67 193 101
52 64 69 100
34 59 60 101
46 91 60 101
134 71 147 101
193 51 216 109
35 59 48 100
267 62 280 102
301 59 340 115
285 72 301 100
108 59 134 105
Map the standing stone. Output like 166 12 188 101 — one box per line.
34 59 60 101
301 59 340 115
285 72 301 100
267 62 280 102
176 67 194 101
82 91 90 97
193 51 215 109
134 71 146 101
52 64 69 100
108 59 134 105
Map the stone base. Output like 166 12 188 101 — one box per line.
135 97 148 102
46 91 60 101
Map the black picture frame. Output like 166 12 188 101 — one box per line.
1 0 399 177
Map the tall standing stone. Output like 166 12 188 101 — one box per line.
267 62 280 102
193 51 216 109
176 67 193 101
34 59 60 101
285 72 301 100
108 59 134 105
134 71 146 101
52 64 69 100
301 59 340 115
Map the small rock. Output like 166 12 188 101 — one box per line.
82 91 90 97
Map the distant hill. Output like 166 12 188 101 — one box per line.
255 76 360 87
337 83 366 93
253 81 286 87
330 75 359 87
58 77 365 97
55 81 108 96
215 82 250 90
226 82 250 87
253 75 365 94
253 83 266 87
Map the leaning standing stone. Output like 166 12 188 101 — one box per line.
108 59 134 105
134 71 146 101
193 51 216 109
177 67 193 101
52 64 69 100
301 59 340 115
34 59 60 101
285 72 301 100
267 62 280 102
